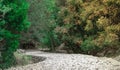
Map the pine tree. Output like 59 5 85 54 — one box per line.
0 0 30 69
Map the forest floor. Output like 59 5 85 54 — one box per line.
8 50 120 70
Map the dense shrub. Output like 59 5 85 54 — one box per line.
54 0 120 55
0 0 30 69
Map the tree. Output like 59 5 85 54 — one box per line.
0 0 30 69
55 0 120 55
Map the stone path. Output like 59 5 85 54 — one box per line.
8 50 120 70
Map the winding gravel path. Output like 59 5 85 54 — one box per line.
8 50 120 70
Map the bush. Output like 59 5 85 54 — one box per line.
81 37 100 55
14 51 32 66
0 0 30 69
54 0 120 54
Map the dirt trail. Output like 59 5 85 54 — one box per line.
8 50 120 70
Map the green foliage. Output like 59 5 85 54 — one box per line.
80 37 100 55
20 0 120 55
54 0 120 54
23 0 60 51
0 0 30 69
39 0 60 51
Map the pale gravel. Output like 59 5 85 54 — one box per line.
8 50 120 70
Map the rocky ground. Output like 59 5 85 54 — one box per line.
113 55 120 62
8 50 120 70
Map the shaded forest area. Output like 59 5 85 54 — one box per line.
24 0 120 55
0 0 120 69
